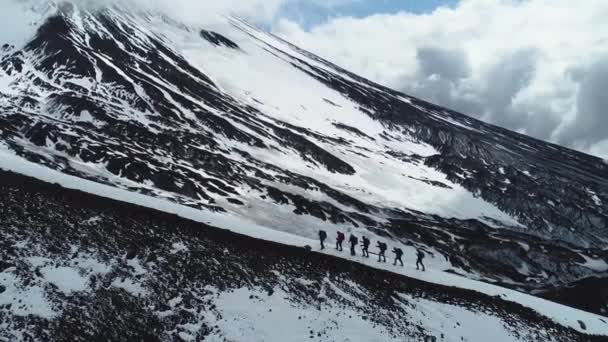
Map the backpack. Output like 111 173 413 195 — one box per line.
417 250 425 259
319 230 327 239
362 237 370 246
379 242 387 251
337 232 345 241
351 236 358 244
394 248 403 256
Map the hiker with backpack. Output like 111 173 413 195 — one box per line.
361 236 370 257
392 247 404 266
349 234 358 256
416 249 426 271
376 241 387 262
336 231 345 251
319 230 327 250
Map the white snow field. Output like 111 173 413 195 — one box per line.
203 287 523 342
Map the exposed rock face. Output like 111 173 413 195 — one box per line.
200 30 240 49
0 2 607 318
540 277 608 317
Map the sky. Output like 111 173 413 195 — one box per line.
2 0 608 159
277 0 459 28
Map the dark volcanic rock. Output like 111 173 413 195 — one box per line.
540 277 608 317
200 30 239 49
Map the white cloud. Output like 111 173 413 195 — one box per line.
141 0 286 23
0 1 51 46
274 0 608 158
589 139 608 160
0 0 286 44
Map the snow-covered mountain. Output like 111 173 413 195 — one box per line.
1 1 607 340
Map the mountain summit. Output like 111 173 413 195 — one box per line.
1 2 607 340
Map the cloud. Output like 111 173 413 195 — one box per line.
417 46 470 80
142 0 286 23
274 0 608 158
557 58 608 150
0 1 50 46
0 0 286 45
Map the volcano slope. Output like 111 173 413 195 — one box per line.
1 169 607 342
0 0 607 320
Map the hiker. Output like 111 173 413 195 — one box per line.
349 234 358 256
319 230 327 250
361 236 370 257
336 231 345 251
392 247 404 266
416 249 426 271
376 241 387 262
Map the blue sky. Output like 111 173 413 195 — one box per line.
278 0 458 28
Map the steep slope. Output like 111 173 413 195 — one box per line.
1 169 607 341
0 1 607 317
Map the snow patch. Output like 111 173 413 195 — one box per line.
578 254 608 272
127 258 147 276
170 241 189 254
0 271 56 319
206 287 401 342
399 293 524 342
41 266 88 293
82 215 103 225
585 188 603 206
517 242 530 252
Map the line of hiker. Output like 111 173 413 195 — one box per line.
318 230 426 271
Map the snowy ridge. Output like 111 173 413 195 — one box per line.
1 145 607 338
1 158 607 341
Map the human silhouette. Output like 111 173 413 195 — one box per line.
319 230 327 250
376 242 387 262
416 249 426 271
392 247 404 266
336 231 345 251
361 236 370 257
349 234 358 256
